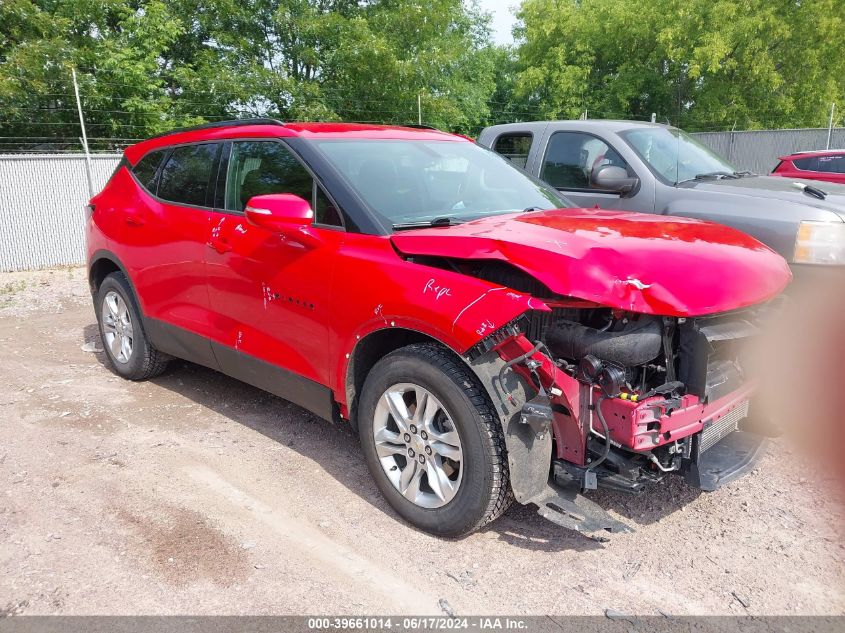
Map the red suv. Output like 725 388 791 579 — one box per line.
87 119 791 537
772 149 845 184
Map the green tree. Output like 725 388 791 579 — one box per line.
0 0 498 147
514 0 845 130
0 0 234 146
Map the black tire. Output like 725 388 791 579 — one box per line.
96 272 169 380
358 343 513 537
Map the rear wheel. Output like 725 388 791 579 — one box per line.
358 343 512 536
96 272 168 380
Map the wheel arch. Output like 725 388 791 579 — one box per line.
342 323 531 434
344 327 448 430
88 250 140 307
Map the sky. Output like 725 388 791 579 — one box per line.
476 0 519 45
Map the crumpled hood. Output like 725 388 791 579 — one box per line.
391 208 792 317
690 175 845 220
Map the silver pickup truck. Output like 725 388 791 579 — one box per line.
478 120 845 270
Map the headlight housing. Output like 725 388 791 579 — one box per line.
793 221 845 265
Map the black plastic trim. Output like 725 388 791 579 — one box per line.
88 249 135 297
211 341 334 422
285 137 384 235
143 317 219 371
142 317 334 422
684 431 768 491
147 118 286 140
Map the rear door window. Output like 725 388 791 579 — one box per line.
541 132 629 190
157 143 220 207
493 133 532 169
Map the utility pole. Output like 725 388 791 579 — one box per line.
72 68 94 199
417 94 422 126
826 102 836 150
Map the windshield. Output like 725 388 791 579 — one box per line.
620 127 738 185
311 139 568 227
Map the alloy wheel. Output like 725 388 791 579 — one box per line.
372 383 463 509
101 290 134 364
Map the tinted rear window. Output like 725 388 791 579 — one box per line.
794 156 820 171
132 150 166 192
158 143 219 207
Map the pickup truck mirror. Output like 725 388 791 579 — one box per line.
592 165 639 194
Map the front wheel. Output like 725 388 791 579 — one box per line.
358 343 512 537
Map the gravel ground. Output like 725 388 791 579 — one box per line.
0 267 843 616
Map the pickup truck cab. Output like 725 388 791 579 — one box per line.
479 121 845 268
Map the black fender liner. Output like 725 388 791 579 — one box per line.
467 348 632 535
467 349 552 504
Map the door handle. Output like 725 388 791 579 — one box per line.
124 210 146 226
207 237 232 254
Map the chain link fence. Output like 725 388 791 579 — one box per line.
691 127 845 174
0 154 120 271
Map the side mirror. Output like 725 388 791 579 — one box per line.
591 165 639 194
244 193 320 247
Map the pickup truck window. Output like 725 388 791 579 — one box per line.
541 132 628 190
493 133 532 169
621 127 737 184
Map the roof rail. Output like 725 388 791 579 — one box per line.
404 124 441 131
147 118 286 140
792 148 845 155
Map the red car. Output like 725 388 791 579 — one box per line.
86 119 791 537
772 149 845 184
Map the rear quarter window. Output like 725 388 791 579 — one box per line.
793 156 820 171
132 149 166 192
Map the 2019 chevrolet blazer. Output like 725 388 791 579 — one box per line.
86 119 791 537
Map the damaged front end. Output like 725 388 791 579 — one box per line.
391 207 791 535
467 301 778 535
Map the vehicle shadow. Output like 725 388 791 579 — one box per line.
81 323 690 549
589 478 702 526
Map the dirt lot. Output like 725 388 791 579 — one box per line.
1 267 843 616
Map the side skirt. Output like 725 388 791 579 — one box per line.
144 317 335 423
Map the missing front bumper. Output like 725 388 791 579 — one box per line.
683 430 768 491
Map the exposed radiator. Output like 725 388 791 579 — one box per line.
700 399 749 453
